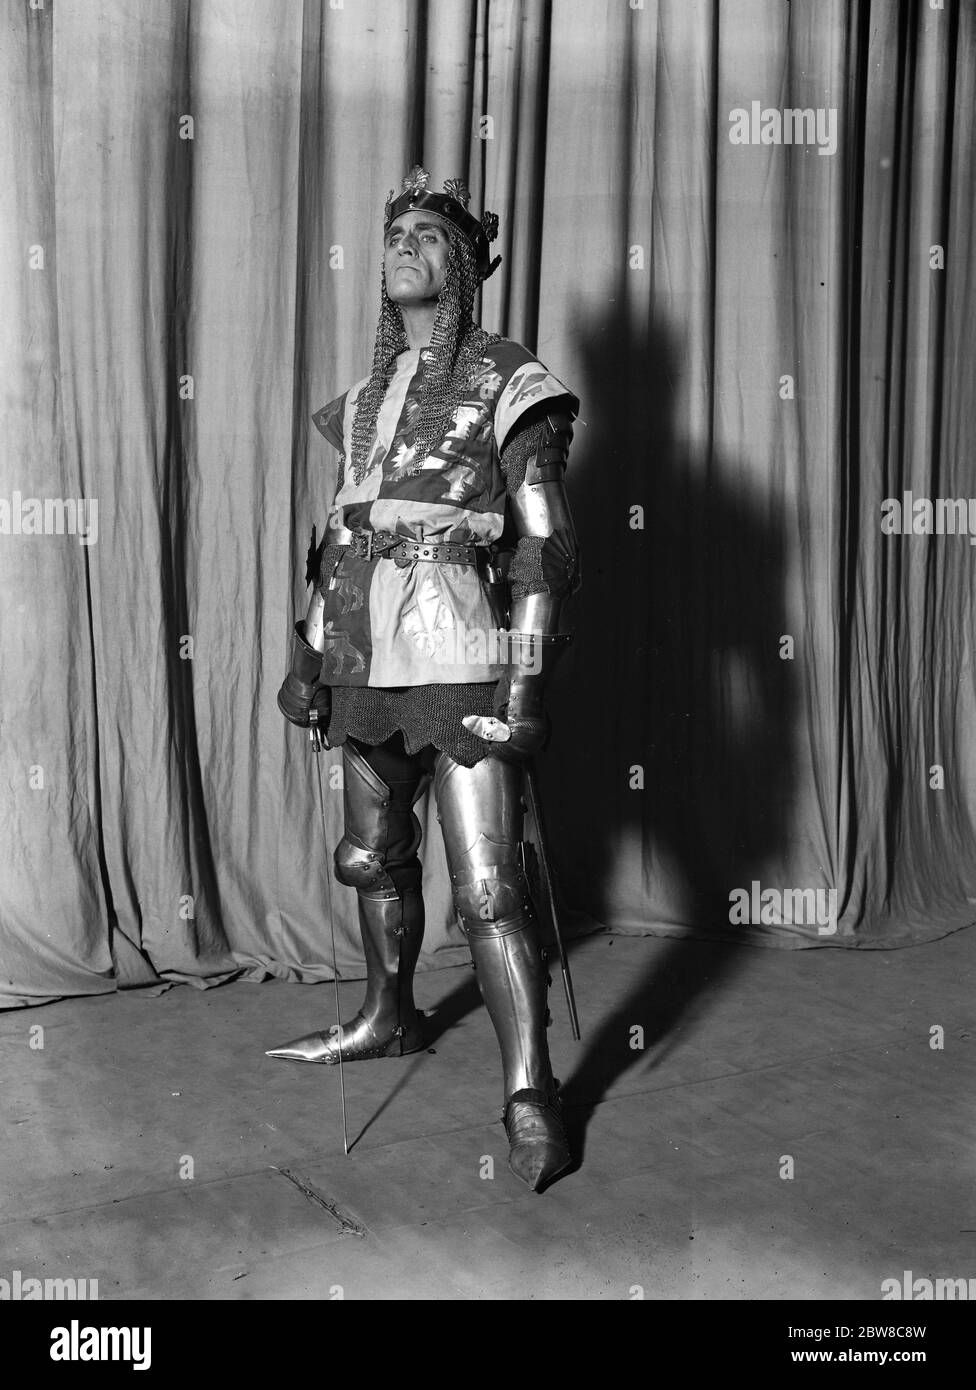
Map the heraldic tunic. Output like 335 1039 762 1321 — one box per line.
310 339 577 767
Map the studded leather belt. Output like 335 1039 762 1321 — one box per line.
344 529 479 566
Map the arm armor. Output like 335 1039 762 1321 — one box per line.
302 585 328 653
276 584 332 728
506 407 581 632
493 408 580 740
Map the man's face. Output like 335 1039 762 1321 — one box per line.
384 211 452 306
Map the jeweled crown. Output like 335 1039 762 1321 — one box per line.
384 166 502 281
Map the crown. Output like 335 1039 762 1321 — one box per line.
384 166 502 281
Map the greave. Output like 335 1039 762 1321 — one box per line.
467 913 570 1191
434 751 571 1189
264 885 426 1065
266 738 429 1066
355 880 426 1048
465 916 553 1099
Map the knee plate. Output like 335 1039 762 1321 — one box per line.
451 842 534 939
435 754 535 937
334 742 427 898
334 835 399 897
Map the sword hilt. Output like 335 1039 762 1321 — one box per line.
308 706 329 753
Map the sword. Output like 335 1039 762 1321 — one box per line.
308 708 349 1155
523 759 581 1042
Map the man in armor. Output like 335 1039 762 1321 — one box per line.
268 167 580 1193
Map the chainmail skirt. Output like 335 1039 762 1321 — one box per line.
328 682 496 767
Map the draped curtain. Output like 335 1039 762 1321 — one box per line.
2 0 974 1008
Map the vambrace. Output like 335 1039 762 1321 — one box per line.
475 408 580 758
302 584 329 653
505 409 581 607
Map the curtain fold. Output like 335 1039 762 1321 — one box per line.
2 0 974 1009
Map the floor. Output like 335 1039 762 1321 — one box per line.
2 928 974 1301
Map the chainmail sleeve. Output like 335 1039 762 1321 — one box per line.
498 416 546 495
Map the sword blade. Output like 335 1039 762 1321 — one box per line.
524 760 581 1041
309 716 349 1155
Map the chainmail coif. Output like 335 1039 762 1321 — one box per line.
349 227 502 484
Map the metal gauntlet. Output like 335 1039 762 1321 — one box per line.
489 628 572 761
277 587 332 729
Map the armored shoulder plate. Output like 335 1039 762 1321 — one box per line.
523 409 575 486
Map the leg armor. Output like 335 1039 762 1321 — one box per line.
267 737 429 1065
434 754 571 1191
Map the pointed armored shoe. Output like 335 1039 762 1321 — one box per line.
503 1087 572 1192
265 1011 425 1064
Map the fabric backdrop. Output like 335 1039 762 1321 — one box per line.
2 0 975 1008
